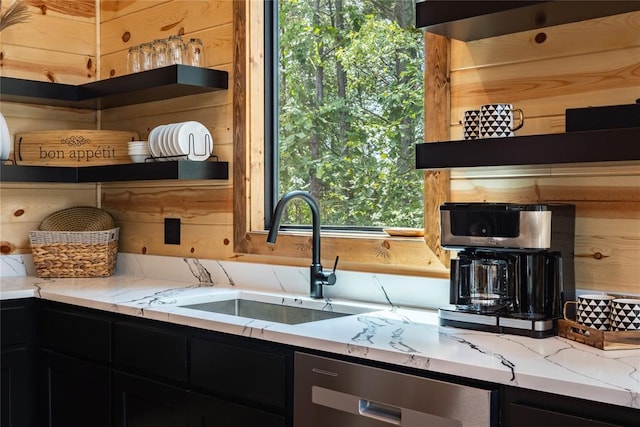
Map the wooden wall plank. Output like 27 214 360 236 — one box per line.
24 0 96 21
232 0 247 253
450 11 640 70
0 8 95 54
0 0 96 83
100 0 172 23
116 222 235 259
575 235 640 294
101 185 232 224
451 46 640 120
0 45 96 83
422 33 451 268
100 24 232 78
0 183 97 255
100 0 232 56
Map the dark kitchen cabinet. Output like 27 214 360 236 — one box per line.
112 372 286 427
0 299 36 427
38 350 111 427
112 372 189 427
191 337 288 410
503 386 639 427
34 301 294 426
111 318 292 427
12 298 637 427
37 303 113 427
188 391 286 427
113 321 188 383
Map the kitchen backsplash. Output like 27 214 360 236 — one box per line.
3 253 636 308
0 253 451 310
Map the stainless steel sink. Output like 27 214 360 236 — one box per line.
179 297 371 325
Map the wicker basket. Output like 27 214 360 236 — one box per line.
30 206 118 278
29 228 119 278
38 206 115 231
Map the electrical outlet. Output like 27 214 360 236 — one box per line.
164 218 181 245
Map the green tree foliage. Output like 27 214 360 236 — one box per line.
277 0 424 228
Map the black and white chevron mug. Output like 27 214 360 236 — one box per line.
480 103 524 138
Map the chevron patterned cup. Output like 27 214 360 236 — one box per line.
574 294 616 331
463 110 481 140
480 103 524 138
610 298 640 331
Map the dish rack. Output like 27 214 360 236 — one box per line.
146 133 213 162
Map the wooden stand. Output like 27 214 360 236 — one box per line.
557 319 640 350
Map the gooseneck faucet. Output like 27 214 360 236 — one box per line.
267 190 338 299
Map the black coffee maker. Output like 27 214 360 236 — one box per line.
438 203 576 338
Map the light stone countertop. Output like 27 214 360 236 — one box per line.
1 274 639 411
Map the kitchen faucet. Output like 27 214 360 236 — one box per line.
267 190 338 299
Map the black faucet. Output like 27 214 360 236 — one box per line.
267 190 338 299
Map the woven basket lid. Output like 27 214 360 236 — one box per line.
39 207 115 231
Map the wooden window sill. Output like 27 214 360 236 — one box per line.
234 231 449 278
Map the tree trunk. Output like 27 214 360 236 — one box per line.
395 0 416 174
336 0 347 148
310 0 324 199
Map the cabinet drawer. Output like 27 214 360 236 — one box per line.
508 402 625 427
40 305 110 362
113 322 187 383
1 299 34 348
191 338 287 409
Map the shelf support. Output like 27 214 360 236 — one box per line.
423 33 451 269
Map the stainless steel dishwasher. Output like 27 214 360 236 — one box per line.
294 352 498 427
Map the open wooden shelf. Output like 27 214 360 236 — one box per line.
415 1 640 41
415 127 640 169
0 65 228 109
0 161 229 183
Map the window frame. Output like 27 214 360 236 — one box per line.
232 1 449 278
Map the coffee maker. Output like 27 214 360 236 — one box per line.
438 203 576 338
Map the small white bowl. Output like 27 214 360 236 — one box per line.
130 154 149 163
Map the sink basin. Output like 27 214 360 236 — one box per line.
177 292 374 325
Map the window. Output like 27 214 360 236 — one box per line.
266 0 425 231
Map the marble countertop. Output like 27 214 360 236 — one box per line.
1 275 638 410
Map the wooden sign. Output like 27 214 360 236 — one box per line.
14 130 139 166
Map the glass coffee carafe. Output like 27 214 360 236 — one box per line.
451 251 515 313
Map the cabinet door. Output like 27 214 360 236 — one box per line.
504 387 639 427
112 372 188 427
188 391 286 427
1 299 36 427
191 338 288 410
1 348 35 427
38 350 110 427
508 403 625 427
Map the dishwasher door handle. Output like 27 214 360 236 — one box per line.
359 399 402 425
313 386 401 425
312 386 462 427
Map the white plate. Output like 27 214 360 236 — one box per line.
166 123 182 156
0 113 10 161
158 125 174 158
148 125 165 158
175 121 212 161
